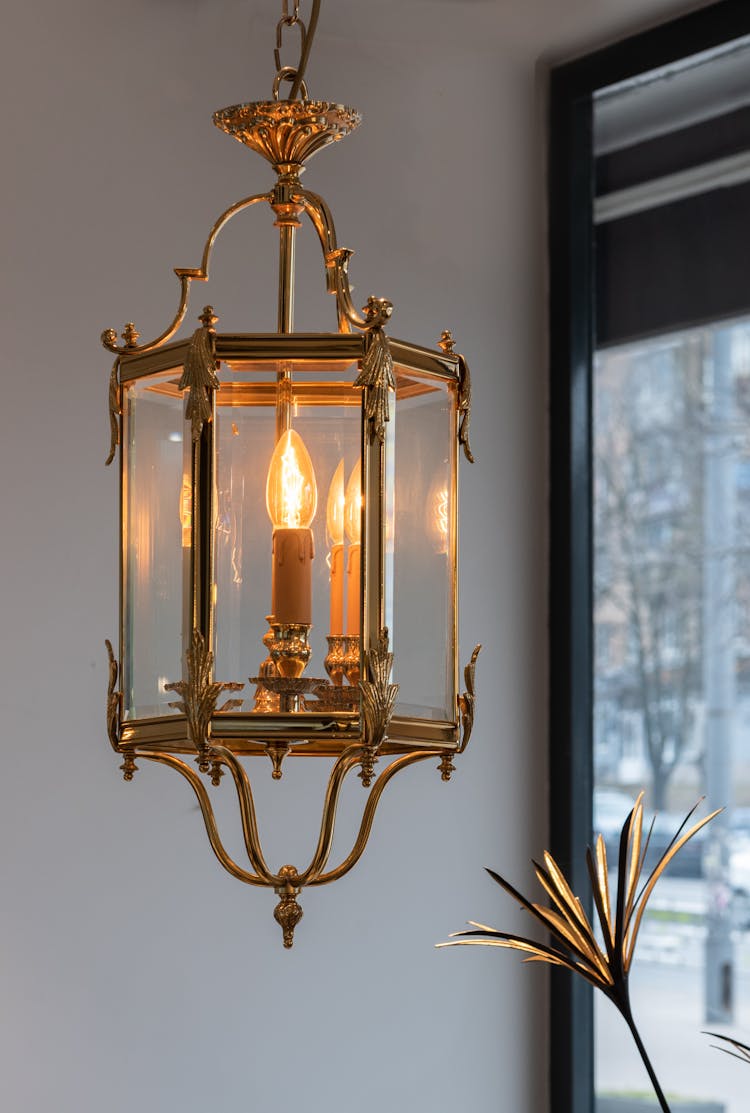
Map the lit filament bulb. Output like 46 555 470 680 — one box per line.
265 429 317 626
179 477 192 549
266 429 317 530
326 459 346 547
344 460 362 636
344 459 362 544
432 485 449 555
326 460 346 636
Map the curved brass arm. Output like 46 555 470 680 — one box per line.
139 751 267 887
297 188 393 334
295 745 365 886
310 751 440 886
101 191 273 355
207 744 276 884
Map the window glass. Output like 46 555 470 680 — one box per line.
593 40 750 1111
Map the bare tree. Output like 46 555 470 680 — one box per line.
594 339 704 809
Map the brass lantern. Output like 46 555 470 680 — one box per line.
102 3 479 948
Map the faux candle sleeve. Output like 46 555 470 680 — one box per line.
271 528 315 625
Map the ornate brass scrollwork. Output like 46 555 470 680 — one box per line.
100 192 271 356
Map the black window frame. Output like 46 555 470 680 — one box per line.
548 4 750 1111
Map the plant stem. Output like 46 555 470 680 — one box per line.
622 1004 671 1113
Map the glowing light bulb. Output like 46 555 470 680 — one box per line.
344 460 362 637
344 459 362 544
266 429 317 530
430 483 450 555
326 459 346 547
326 460 346 637
180 477 192 549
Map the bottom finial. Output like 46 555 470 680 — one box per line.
120 753 138 781
274 865 303 948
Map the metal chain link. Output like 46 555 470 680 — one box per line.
271 0 320 101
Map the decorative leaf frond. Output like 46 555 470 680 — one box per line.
440 793 722 1113
704 1031 750 1064
179 326 220 442
164 629 244 758
354 328 395 444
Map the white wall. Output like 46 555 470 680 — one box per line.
0 1 710 1111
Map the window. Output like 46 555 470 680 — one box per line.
549 4 750 1111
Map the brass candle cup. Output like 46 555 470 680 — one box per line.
268 619 312 679
324 635 347 686
343 634 361 686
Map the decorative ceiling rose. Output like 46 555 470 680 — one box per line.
100 0 480 948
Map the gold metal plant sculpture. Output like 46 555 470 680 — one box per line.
440 793 720 1112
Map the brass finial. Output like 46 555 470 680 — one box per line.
274 866 303 948
199 305 219 331
439 329 455 354
362 295 393 325
120 753 138 781
122 322 140 349
266 741 291 780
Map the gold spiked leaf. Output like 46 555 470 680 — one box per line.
439 793 721 1112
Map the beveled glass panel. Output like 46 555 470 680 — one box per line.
122 370 190 720
389 366 457 720
213 360 362 708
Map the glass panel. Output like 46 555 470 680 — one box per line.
594 321 750 1111
389 366 456 721
213 361 362 705
122 371 190 720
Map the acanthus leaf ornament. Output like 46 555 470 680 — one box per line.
439 330 474 464
457 353 475 464
457 644 482 754
105 639 122 754
354 298 395 444
165 628 244 771
106 639 138 781
105 358 121 467
358 628 399 786
179 308 221 442
439 644 481 781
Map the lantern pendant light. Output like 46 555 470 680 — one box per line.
102 0 480 947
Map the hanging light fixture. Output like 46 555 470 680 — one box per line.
102 0 480 947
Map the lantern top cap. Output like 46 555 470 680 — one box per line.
213 99 361 172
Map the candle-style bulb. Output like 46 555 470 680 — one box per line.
428 481 450 555
266 429 317 529
344 459 362 544
326 459 346 547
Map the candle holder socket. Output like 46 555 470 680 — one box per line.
343 635 361 686
268 618 312 679
324 635 347 686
